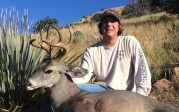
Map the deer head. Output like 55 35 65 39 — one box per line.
27 25 88 90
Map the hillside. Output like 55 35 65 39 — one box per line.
1 5 179 111
73 6 124 25
58 7 125 61
58 6 179 108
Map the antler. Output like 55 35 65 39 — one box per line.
41 25 73 49
30 24 73 62
29 39 51 55
41 25 73 62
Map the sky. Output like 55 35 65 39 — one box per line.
0 0 128 26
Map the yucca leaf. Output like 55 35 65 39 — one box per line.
0 8 47 111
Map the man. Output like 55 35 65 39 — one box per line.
73 9 151 96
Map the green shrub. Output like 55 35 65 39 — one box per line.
73 30 84 43
0 8 45 112
91 13 102 22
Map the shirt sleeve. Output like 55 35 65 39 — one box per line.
131 36 151 96
72 48 94 83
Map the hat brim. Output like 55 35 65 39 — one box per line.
100 12 120 23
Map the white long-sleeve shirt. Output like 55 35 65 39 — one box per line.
73 36 151 96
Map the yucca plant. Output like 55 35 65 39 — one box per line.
0 7 86 111
0 8 46 112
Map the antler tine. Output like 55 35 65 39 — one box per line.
40 25 50 40
66 24 73 48
49 25 62 42
40 25 73 63
29 39 50 54
29 39 41 48
42 24 73 49
30 25 73 63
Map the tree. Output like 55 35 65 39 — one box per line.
122 0 176 18
122 0 152 18
32 17 58 33
163 0 179 14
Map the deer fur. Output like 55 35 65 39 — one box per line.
27 60 179 112
27 25 179 112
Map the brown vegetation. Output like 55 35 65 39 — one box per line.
59 8 179 109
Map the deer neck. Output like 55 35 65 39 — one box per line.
50 74 82 108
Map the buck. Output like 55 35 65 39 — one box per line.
27 25 179 112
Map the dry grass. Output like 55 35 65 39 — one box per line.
122 14 179 81
59 11 179 109
122 12 167 24
2 7 178 111
149 87 179 109
61 11 179 79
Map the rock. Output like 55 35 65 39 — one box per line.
153 78 172 90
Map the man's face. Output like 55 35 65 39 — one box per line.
101 16 119 38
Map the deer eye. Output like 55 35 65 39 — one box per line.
59 71 64 74
45 70 53 74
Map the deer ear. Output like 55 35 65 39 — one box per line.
66 66 88 78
